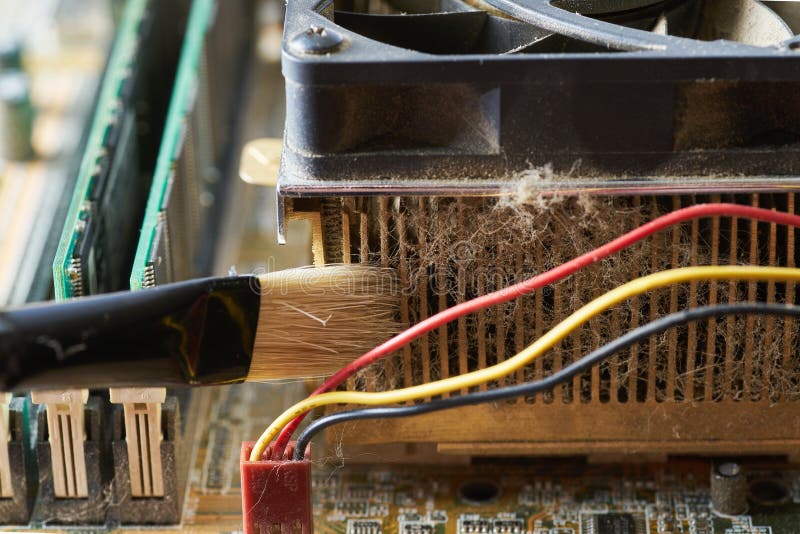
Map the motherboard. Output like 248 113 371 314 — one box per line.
15 382 786 533
310 463 800 534
171 384 800 534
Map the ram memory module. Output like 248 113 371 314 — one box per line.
53 0 191 299
131 0 253 289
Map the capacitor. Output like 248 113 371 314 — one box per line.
0 70 34 161
711 461 748 516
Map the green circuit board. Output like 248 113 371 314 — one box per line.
129 0 215 290
156 383 800 534
130 0 252 289
311 462 800 534
52 0 147 299
53 0 189 299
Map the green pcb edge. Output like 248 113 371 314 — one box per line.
129 0 215 290
52 0 149 300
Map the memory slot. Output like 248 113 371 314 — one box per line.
53 0 192 299
131 0 254 289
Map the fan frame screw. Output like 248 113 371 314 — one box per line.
289 26 346 55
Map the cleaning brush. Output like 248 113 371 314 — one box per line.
0 265 400 391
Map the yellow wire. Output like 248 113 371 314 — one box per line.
250 265 800 461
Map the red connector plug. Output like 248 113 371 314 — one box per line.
240 441 312 534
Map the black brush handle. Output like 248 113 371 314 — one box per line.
0 276 261 391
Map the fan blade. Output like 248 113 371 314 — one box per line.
699 0 793 46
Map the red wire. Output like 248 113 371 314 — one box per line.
272 203 800 457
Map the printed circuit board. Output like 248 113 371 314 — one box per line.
171 383 800 534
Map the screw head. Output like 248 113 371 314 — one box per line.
289 26 345 55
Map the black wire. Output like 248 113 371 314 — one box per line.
294 302 800 459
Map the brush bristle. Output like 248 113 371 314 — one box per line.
248 265 402 380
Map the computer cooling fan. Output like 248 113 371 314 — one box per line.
280 0 800 199
273 1 800 458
